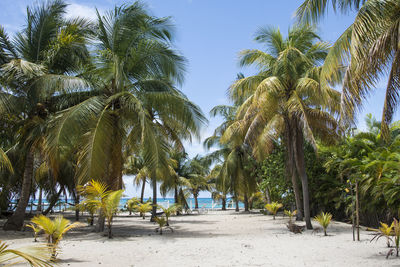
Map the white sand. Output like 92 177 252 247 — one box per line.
1 210 396 266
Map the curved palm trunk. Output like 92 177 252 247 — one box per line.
4 151 34 231
151 177 157 221
294 128 312 229
42 187 63 215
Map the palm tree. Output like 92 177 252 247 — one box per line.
47 3 205 228
124 155 148 203
1 0 91 231
181 156 211 209
30 215 83 260
205 93 257 212
78 180 124 238
224 25 340 229
297 0 400 139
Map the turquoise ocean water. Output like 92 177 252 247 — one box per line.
23 197 244 211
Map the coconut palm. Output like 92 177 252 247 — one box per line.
126 197 140 215
30 215 83 260
135 202 153 219
180 156 212 209
78 180 123 238
47 3 205 228
265 202 283 220
223 25 340 229
154 216 173 235
297 0 400 139
124 156 148 203
1 0 91 230
371 222 394 247
314 212 333 236
103 190 123 238
159 204 179 226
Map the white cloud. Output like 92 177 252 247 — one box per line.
65 3 99 21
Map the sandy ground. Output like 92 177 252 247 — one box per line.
0 210 397 267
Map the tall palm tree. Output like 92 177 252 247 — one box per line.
181 156 211 209
124 155 148 203
224 25 340 228
297 0 400 139
0 0 91 230
48 2 205 227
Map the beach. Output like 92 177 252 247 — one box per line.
0 210 394 267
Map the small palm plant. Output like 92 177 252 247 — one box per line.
159 205 179 226
135 203 153 219
371 222 394 248
103 190 124 238
26 223 42 242
284 210 298 224
0 240 52 267
314 212 333 236
30 215 83 260
126 197 140 215
265 202 283 220
154 216 174 235
78 180 124 238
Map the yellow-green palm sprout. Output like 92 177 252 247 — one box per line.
371 222 394 248
26 223 42 242
30 215 83 260
78 180 124 238
314 212 333 236
284 210 297 223
126 197 140 215
265 202 283 220
135 203 153 219
159 204 180 226
103 190 124 238
0 240 52 267
154 216 173 235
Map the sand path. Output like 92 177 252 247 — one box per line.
1 210 396 266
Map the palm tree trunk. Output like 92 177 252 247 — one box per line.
174 185 178 204
284 123 303 221
151 177 157 221
96 213 105 232
293 128 312 230
37 187 42 212
355 180 360 241
244 194 249 211
194 191 199 209
235 195 239 212
3 151 34 231
42 187 63 215
264 187 272 204
107 220 112 239
222 195 226 210
140 179 146 203
74 193 80 221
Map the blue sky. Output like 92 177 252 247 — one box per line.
1 0 396 198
